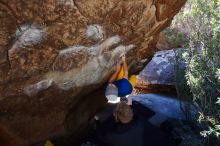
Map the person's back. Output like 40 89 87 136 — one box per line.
97 102 145 146
104 114 144 146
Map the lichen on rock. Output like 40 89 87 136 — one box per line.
86 24 105 41
10 25 47 54
26 30 134 94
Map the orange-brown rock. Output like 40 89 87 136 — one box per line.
0 0 186 145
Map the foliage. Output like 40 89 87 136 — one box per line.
171 0 220 141
163 28 189 48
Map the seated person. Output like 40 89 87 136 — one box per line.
94 97 177 146
105 55 133 103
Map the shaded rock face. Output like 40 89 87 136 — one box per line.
0 0 186 145
133 94 198 121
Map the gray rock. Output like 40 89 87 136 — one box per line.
133 94 198 120
139 49 186 85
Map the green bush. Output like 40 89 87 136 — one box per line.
163 28 189 48
171 0 220 140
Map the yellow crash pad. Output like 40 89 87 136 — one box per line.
129 75 136 88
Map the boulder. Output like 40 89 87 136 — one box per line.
139 50 177 85
137 49 186 94
0 0 186 145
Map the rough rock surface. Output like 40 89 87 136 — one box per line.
0 0 186 145
156 32 170 50
138 49 186 85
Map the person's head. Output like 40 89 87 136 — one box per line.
113 102 133 124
